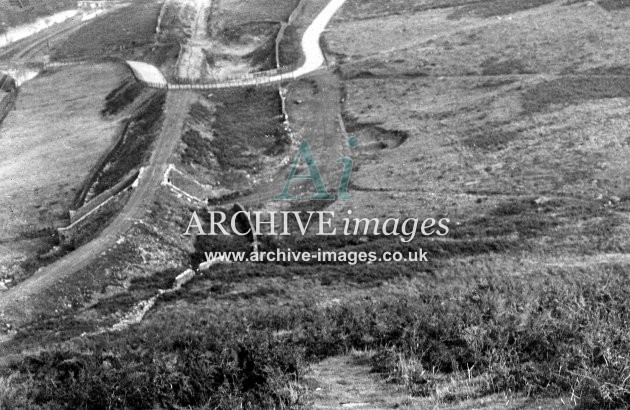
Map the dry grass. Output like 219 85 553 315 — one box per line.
320 0 630 405
0 0 75 31
330 2 630 77
177 88 288 193
212 0 299 29
201 0 299 77
0 63 126 284
599 0 630 10
51 1 163 61
2 0 630 408
448 0 556 19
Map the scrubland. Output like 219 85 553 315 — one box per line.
2 0 630 409
0 64 126 287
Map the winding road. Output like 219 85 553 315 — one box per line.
128 0 348 89
0 0 348 328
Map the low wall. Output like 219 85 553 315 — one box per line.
72 120 129 208
58 187 133 248
70 169 139 223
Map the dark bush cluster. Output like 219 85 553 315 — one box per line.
12 321 303 409
92 90 166 196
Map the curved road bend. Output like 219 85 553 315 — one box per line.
0 0 348 328
0 92 194 326
164 0 348 89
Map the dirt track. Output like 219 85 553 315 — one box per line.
0 91 194 326
0 0 347 328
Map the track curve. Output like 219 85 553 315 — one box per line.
0 0 348 328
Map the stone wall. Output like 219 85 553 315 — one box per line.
58 187 132 248
70 169 138 223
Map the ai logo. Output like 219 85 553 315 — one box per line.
274 136 359 201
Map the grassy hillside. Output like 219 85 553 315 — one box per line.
51 1 164 61
1 0 630 409
0 0 76 33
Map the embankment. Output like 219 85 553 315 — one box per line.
58 183 135 248
0 74 17 126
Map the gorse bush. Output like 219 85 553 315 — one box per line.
252 267 630 407
92 91 166 196
11 318 304 409
102 78 145 117
7 260 629 408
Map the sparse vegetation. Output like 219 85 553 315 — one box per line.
3 230 630 408
481 57 534 76
102 77 145 116
0 0 76 31
92 90 166 196
448 0 556 19
521 76 630 114
598 0 630 10
245 24 281 71
211 0 299 32
3 0 630 408
209 87 287 171
181 128 214 169
51 1 163 61
340 0 478 19
0 64 127 288
278 25 302 67
462 122 521 151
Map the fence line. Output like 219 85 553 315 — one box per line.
8 56 326 91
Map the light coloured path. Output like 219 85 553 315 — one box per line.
130 0 348 89
309 355 571 409
0 0 349 328
0 91 194 327
4 0 347 89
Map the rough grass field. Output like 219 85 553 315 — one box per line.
0 63 127 287
175 87 288 196
202 0 300 78
322 0 630 405
51 0 164 62
2 0 630 409
90 89 166 197
0 0 76 32
212 0 299 31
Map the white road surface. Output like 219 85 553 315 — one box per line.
126 61 168 86
292 0 346 78
131 0 348 89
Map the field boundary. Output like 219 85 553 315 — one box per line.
57 187 133 247
0 0 348 329
70 169 139 224
11 0 346 90
72 120 130 208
